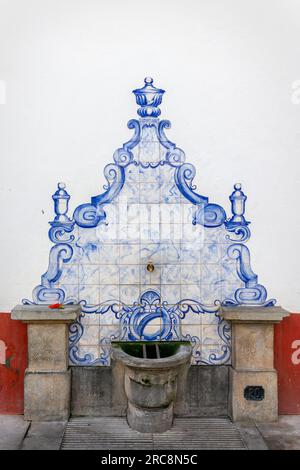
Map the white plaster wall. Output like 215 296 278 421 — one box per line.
0 0 299 312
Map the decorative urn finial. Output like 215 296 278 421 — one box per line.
50 182 72 225
132 77 165 118
226 183 250 228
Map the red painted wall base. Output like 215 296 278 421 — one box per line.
0 313 27 414
275 313 300 414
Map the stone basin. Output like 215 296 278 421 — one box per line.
112 341 192 433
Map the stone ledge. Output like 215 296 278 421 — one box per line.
221 306 289 323
11 304 80 322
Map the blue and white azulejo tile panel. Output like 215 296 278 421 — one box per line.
23 77 276 366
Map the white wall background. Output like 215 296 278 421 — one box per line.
0 0 299 312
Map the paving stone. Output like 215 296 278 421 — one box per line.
257 415 300 450
0 415 30 450
20 421 67 450
235 423 269 450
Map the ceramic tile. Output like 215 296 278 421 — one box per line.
119 285 140 304
138 142 161 164
79 264 99 285
150 266 162 284
201 243 222 264
203 226 227 244
100 265 119 284
99 306 121 326
140 223 160 243
221 262 243 284
119 243 140 264
81 313 100 327
140 264 161 284
98 223 118 243
58 263 79 285
79 325 100 346
181 323 201 342
99 284 119 303
201 344 231 365
76 345 101 362
139 243 162 263
200 264 222 284
180 243 201 264
100 203 120 222
141 204 160 224
99 244 119 265
180 310 203 327
139 182 161 203
117 182 139 204
161 284 181 304
58 284 79 302
200 283 222 305
202 325 221 346
126 164 140 183
74 243 100 264
100 324 121 343
78 284 99 305
221 283 244 303
119 264 140 284
160 182 181 203
160 203 182 224
181 284 201 302
182 223 202 243
181 204 195 224
139 166 161 183
125 203 140 224
160 243 181 264
77 227 100 245
160 223 182 243
180 265 200 284
201 312 220 325
161 265 181 284
30 82 281 369
118 223 140 244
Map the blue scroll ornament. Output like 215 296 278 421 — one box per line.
23 243 76 305
223 243 276 306
73 163 125 228
175 163 227 227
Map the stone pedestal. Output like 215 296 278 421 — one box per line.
221 306 289 423
11 305 80 421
